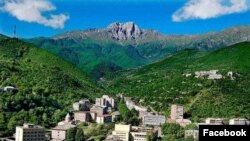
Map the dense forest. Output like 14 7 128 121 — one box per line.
0 38 104 136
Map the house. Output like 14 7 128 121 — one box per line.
96 95 115 108
170 104 184 121
112 124 131 141
96 115 112 124
90 105 107 116
15 123 45 141
51 124 76 141
72 99 91 111
143 115 166 126
185 130 199 139
74 112 90 123
229 118 250 125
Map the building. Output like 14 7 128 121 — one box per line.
124 97 135 110
51 124 76 141
73 99 91 111
58 113 74 126
143 115 166 126
96 95 115 108
139 111 152 121
15 123 45 141
130 132 147 141
112 111 121 122
74 112 90 123
185 130 199 139
112 124 131 141
130 126 157 141
205 118 225 125
106 135 123 141
96 115 112 124
170 105 184 120
90 105 107 116
195 70 222 80
229 118 250 125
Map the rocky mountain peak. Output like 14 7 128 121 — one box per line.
107 22 142 41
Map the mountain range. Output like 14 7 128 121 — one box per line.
28 22 250 78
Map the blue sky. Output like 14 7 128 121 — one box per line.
0 0 250 38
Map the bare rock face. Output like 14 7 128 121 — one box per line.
107 22 142 41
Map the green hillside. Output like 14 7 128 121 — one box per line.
104 42 250 120
0 37 104 136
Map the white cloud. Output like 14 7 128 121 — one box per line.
172 0 249 22
0 0 69 29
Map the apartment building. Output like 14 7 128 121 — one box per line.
112 124 131 141
96 115 112 124
90 105 107 116
170 104 184 120
205 118 225 125
15 123 45 141
143 115 166 126
74 112 90 123
229 118 250 125
96 95 115 108
51 124 76 141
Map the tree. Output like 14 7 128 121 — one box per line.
146 132 154 141
66 128 77 141
75 128 85 141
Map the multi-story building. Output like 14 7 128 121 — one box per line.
185 130 199 139
15 123 45 141
51 124 76 141
205 118 225 125
73 99 91 111
130 126 157 141
112 124 131 141
90 105 107 116
170 104 184 120
74 112 90 123
96 115 112 124
96 95 115 108
143 115 166 126
229 118 250 125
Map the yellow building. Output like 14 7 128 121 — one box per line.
112 124 131 141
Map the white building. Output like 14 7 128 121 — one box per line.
51 124 76 141
143 115 166 126
229 118 250 125
195 70 223 80
96 95 115 108
112 124 131 141
3 86 16 92
15 123 45 141
185 130 199 139
205 118 225 125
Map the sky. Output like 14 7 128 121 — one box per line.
0 0 250 38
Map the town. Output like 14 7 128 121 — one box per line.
0 94 249 141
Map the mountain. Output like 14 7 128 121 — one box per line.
28 22 250 78
0 36 104 136
103 42 250 120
